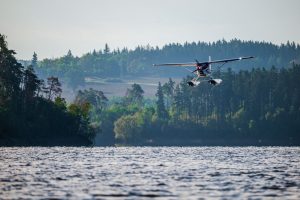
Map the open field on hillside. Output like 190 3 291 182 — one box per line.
62 76 182 102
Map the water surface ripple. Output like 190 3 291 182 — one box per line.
0 147 299 199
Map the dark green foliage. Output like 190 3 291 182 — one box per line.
31 52 38 68
2 33 299 146
124 83 144 106
93 65 300 146
45 76 62 100
104 44 110 55
74 88 108 119
114 115 142 143
156 82 168 119
23 65 41 101
0 34 94 146
157 65 300 145
162 78 175 109
0 35 23 108
35 39 300 89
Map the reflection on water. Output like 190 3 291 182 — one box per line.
0 147 299 199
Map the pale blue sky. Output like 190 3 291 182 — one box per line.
1 0 299 59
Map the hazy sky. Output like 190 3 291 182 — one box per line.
1 0 300 59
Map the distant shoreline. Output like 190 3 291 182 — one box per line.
0 135 92 147
1 137 298 147
120 138 300 147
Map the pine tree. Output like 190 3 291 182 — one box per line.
0 34 23 107
67 49 73 57
104 43 110 54
31 52 38 68
23 65 40 101
162 78 175 109
46 76 62 100
156 82 168 119
172 84 183 121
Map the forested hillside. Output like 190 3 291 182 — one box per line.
3 34 300 146
0 34 95 146
84 65 300 146
33 39 300 90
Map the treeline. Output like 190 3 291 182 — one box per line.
3 33 300 146
0 34 95 146
32 39 300 89
82 65 300 146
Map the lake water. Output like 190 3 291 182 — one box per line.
0 147 299 199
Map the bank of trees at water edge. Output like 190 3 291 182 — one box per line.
91 66 300 146
0 34 94 146
1 33 299 146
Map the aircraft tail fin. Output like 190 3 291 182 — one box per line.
209 56 212 72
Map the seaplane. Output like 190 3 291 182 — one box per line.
153 56 254 86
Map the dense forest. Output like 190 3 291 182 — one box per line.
29 39 300 90
0 34 95 146
88 64 300 146
2 33 300 146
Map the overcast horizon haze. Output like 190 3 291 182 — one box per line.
1 0 300 60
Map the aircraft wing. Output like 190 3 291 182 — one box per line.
153 56 254 67
205 56 254 64
153 63 196 67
